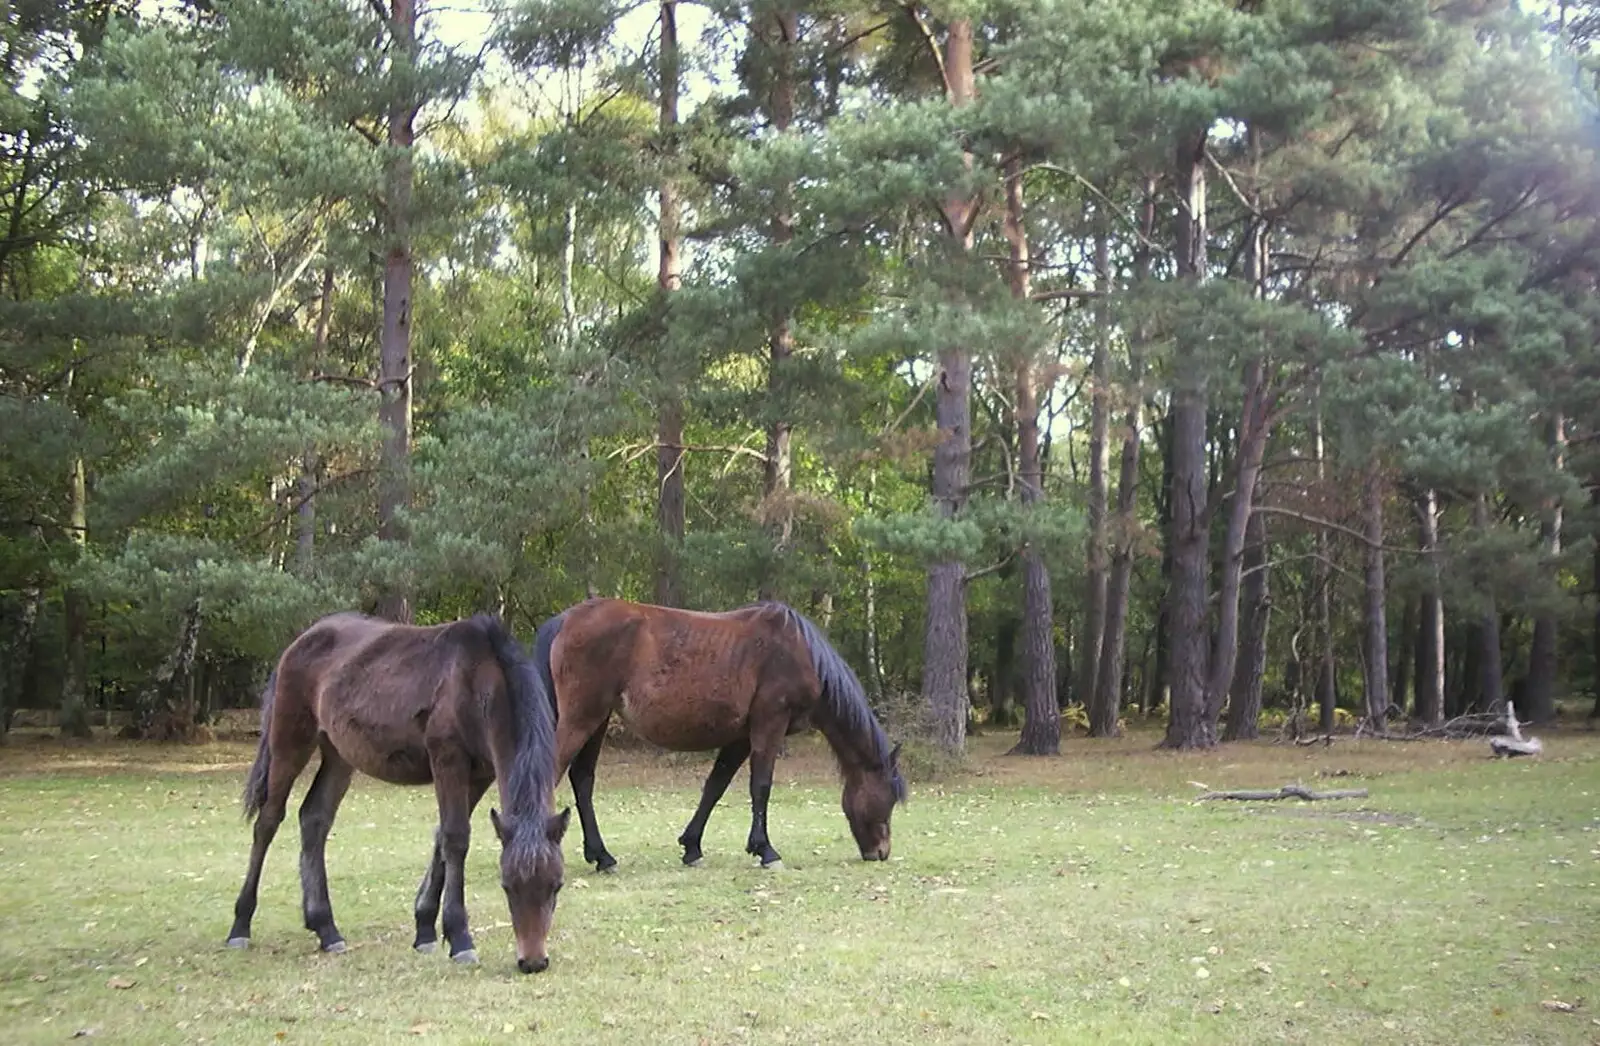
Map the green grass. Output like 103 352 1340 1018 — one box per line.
1 728 1597 1045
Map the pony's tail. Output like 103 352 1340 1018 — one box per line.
531 611 568 723
242 671 275 821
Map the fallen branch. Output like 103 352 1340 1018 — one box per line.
1197 785 1369 802
1489 736 1543 758
1294 734 1335 747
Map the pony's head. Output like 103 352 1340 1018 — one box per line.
841 741 905 861
489 806 569 973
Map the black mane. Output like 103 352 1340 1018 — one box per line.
768 603 906 804
471 614 559 848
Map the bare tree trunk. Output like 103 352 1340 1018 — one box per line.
1391 596 1413 719
1312 402 1336 733
1092 186 1154 739
1202 357 1268 729
1525 413 1563 724
1223 511 1270 741
131 598 205 741
922 17 976 754
1002 157 1058 756
560 199 579 347
1591 482 1600 721
1077 229 1111 713
376 0 417 624
1361 464 1390 730
1475 492 1505 710
1162 130 1213 750
60 443 92 738
1416 488 1445 725
297 266 335 578
758 8 798 600
654 0 686 608
0 586 40 739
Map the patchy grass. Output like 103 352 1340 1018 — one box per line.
1 727 1597 1045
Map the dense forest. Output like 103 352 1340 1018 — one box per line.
2 0 1598 753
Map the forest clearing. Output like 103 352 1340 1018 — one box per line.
1 728 1597 1045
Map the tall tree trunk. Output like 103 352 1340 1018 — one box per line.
297 266 335 578
1223 511 1270 741
1361 464 1390 730
1415 488 1445 725
1591 482 1600 721
60 403 92 740
132 598 205 741
1202 359 1269 729
1077 229 1111 712
1313 402 1336 733
1092 185 1155 738
992 614 1017 727
1474 493 1505 710
1148 412 1173 715
1391 596 1413 719
1002 157 1058 755
1161 130 1213 750
922 17 976 754
654 0 686 608
376 0 417 624
0 586 40 739
1525 413 1564 724
560 199 579 348
758 9 798 600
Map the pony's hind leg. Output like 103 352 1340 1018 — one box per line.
430 758 480 963
227 725 317 947
568 727 617 872
413 776 490 954
298 743 356 953
678 739 750 866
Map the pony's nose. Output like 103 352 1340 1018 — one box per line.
518 956 549 974
863 845 889 862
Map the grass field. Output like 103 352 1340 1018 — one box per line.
1 726 1597 1045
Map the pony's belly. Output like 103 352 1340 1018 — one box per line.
320 717 434 785
617 689 745 751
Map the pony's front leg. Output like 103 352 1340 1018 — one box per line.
567 727 617 872
679 739 750 866
414 778 489 954
430 760 479 963
744 745 783 869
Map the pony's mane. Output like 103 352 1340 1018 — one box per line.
468 614 558 850
765 603 906 804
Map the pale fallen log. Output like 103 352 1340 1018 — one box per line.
1489 736 1542 758
1196 785 1369 802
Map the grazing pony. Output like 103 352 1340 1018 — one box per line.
226 612 568 973
532 598 905 871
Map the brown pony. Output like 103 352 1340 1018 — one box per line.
531 599 905 871
225 612 568 973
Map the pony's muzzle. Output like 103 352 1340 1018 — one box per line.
862 844 890 862
518 955 549 974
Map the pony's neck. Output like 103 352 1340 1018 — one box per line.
813 702 888 777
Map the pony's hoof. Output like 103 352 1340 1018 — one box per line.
595 863 617 875
451 949 479 965
225 937 250 950
321 939 347 954
414 941 437 955
683 856 703 868
761 859 784 871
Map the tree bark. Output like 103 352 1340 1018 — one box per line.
1001 156 1058 756
1091 186 1155 738
1524 413 1563 724
1223 511 1270 741
758 8 798 600
1203 357 1269 730
0 586 40 739
297 266 335 578
1474 492 1505 710
992 614 1017 726
1161 130 1213 750
1312 402 1336 733
560 199 579 347
654 0 686 608
1592 482 1600 721
1391 595 1413 720
131 598 205 741
60 445 92 738
1361 464 1390 729
921 17 976 754
1415 488 1445 725
376 0 417 624
1077 229 1111 713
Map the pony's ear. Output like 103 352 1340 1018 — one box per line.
489 808 509 842
546 807 571 844
890 741 902 766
